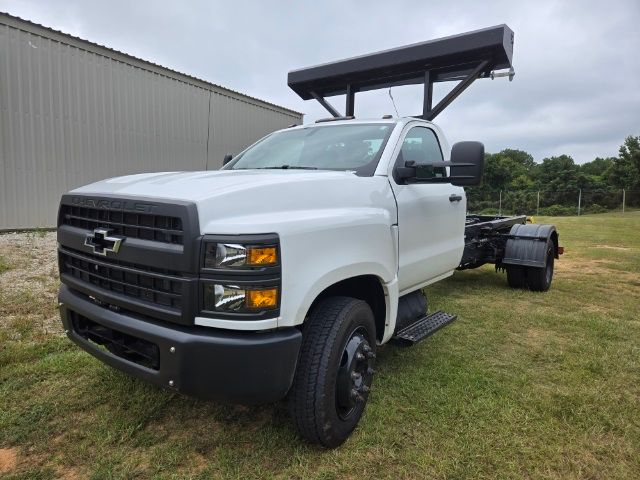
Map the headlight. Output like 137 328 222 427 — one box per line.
203 284 278 312
204 243 278 269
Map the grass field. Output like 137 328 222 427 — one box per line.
1 212 639 479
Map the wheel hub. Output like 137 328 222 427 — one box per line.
336 328 375 420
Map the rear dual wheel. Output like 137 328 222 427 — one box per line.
289 296 376 448
506 266 526 288
506 238 555 292
527 240 555 291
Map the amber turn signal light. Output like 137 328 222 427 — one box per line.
247 246 278 266
246 288 278 309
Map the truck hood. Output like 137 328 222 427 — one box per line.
72 170 397 234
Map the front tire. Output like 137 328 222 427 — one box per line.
289 296 376 448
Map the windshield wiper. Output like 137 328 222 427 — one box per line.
258 165 318 170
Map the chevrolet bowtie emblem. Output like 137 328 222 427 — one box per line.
84 228 123 256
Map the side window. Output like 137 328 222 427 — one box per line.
397 126 446 178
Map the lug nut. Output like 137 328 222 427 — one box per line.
351 371 360 380
356 352 365 361
351 389 364 402
168 380 175 387
169 346 176 354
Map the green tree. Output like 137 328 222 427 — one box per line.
606 136 640 190
467 138 640 214
498 149 536 171
536 155 580 205
580 157 614 177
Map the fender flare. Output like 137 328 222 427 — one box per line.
501 224 558 268
294 263 394 324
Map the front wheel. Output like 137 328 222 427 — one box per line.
289 296 376 448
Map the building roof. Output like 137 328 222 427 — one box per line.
0 11 302 117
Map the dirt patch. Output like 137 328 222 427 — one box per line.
511 327 568 350
0 231 61 339
522 327 550 347
55 465 82 480
555 257 617 274
555 257 639 279
593 245 633 251
0 231 58 289
0 447 18 474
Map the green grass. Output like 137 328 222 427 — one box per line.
1 212 639 479
0 255 10 274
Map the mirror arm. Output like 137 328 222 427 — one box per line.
422 161 477 168
412 176 476 183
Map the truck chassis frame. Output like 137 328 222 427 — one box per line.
459 214 528 270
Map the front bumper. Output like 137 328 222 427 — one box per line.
59 285 302 404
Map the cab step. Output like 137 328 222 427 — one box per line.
392 311 457 347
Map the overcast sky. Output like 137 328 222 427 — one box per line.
2 0 638 163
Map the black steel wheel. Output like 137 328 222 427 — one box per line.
335 327 375 420
527 239 555 292
289 296 376 448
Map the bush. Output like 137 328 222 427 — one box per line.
586 204 608 214
538 204 576 216
476 208 500 215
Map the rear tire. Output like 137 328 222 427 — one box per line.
289 296 376 448
527 239 555 292
506 266 526 289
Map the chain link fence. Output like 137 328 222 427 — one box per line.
467 189 640 216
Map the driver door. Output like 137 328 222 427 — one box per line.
389 125 466 293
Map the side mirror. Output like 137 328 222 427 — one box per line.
396 141 484 186
223 154 233 166
449 141 484 186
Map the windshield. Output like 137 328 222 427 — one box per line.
226 123 394 176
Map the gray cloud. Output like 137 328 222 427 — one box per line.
2 0 638 163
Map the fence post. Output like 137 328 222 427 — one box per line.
578 189 582 216
536 190 540 216
622 189 626 213
499 190 502 215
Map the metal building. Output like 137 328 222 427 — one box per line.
0 12 302 230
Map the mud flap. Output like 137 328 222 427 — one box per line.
501 224 558 268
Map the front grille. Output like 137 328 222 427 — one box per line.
71 312 160 370
60 248 183 311
59 204 184 245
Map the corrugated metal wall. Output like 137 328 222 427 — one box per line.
208 92 301 165
0 14 302 229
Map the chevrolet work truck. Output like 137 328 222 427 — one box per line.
57 25 561 447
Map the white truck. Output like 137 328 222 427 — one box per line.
57 25 561 447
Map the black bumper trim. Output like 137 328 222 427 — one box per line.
59 285 302 404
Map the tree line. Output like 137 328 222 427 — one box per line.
467 135 640 215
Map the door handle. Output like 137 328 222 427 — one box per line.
449 194 462 202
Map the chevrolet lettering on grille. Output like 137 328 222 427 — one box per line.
84 228 123 256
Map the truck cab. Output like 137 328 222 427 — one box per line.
57 116 483 445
